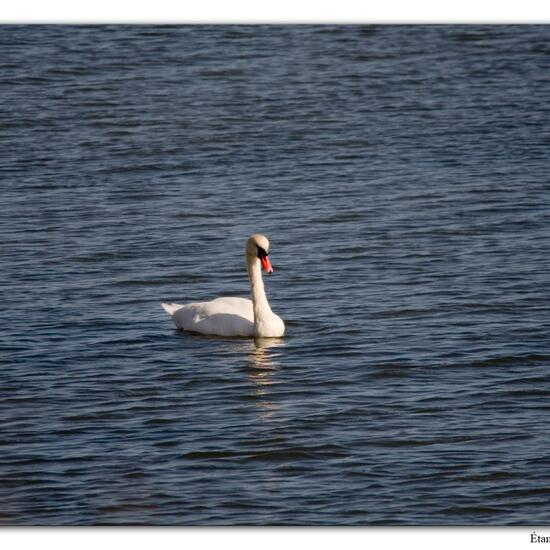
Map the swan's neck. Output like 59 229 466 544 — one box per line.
246 254 272 330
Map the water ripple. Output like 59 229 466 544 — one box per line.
2 24 550 525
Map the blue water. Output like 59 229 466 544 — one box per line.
2 24 550 525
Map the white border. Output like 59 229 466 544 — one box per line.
1 0 550 23
0 527 542 550
1 4 548 549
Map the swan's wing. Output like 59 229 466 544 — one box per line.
161 298 254 336
210 297 253 319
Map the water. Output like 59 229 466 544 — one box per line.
1 24 550 525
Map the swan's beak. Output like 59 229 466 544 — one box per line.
260 256 273 274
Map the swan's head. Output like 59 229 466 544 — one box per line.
246 234 273 274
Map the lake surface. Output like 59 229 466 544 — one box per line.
2 24 550 525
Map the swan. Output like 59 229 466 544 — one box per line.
161 234 285 338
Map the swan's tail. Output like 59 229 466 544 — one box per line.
161 302 182 316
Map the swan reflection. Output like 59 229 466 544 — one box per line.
247 337 285 419
249 337 284 370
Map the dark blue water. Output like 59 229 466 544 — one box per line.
2 24 550 525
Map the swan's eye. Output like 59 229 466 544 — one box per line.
257 246 268 259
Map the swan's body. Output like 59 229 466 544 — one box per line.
162 297 255 337
161 235 285 338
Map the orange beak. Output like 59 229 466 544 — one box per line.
260 255 273 274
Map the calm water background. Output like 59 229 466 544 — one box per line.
1 24 550 525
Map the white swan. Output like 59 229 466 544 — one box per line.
161 234 285 338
